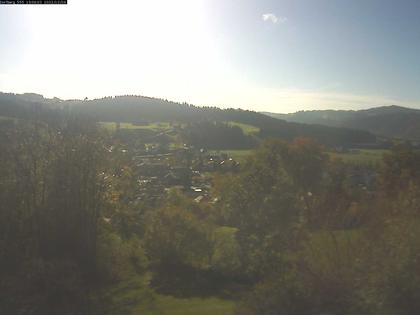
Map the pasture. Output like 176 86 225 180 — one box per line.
328 149 388 165
227 121 260 135
99 121 171 131
105 276 235 315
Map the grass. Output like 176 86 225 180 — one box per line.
328 149 389 165
208 148 388 165
103 275 235 315
150 295 235 315
227 121 260 135
99 121 171 131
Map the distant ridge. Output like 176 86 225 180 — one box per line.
0 92 377 147
263 105 420 141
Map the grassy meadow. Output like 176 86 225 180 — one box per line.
99 121 171 131
104 276 235 315
227 121 260 135
209 148 390 165
151 295 235 315
328 149 389 165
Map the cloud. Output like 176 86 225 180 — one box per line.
262 13 287 24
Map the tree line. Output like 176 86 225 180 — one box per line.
0 92 377 147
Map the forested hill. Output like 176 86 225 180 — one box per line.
0 92 376 147
263 105 420 140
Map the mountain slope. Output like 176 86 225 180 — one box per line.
0 92 377 147
263 105 420 140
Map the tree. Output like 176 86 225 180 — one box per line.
0 115 148 314
216 139 327 278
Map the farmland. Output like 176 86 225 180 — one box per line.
227 121 260 135
99 121 171 131
328 149 389 165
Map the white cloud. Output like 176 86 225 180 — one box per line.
262 13 287 24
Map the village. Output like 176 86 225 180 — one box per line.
107 136 241 207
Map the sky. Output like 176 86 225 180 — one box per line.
1 0 420 113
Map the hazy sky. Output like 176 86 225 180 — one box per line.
1 0 420 113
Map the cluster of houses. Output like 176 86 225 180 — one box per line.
123 146 240 206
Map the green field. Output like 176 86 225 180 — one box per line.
104 275 235 315
209 148 388 165
227 121 260 135
149 295 235 315
111 290 235 315
99 121 171 131
328 149 388 165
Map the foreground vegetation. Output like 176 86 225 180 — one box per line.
102 275 234 315
2 106 420 314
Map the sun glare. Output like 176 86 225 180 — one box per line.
15 0 234 102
